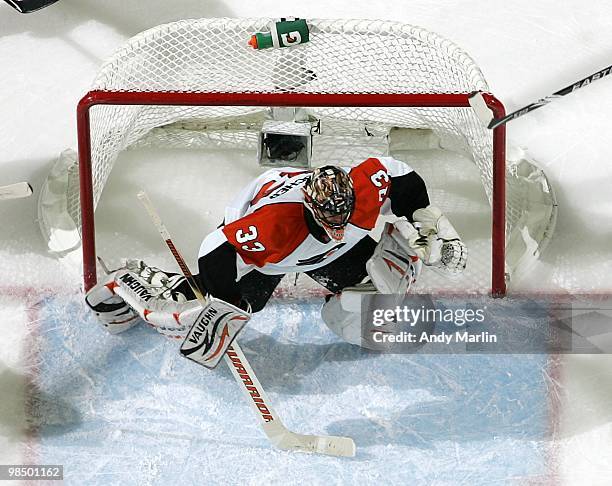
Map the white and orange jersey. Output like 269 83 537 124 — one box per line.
199 157 414 278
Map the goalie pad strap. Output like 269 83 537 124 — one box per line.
111 269 202 338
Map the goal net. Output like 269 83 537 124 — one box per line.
38 18 557 295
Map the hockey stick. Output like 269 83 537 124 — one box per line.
136 190 356 457
3 0 60 13
469 63 612 129
0 182 32 200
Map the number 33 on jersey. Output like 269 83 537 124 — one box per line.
235 225 265 252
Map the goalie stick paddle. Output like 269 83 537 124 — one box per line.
0 182 33 200
469 63 612 129
136 190 356 457
3 0 60 13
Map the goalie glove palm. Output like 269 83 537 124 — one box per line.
411 206 467 274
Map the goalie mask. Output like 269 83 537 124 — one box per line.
303 166 355 241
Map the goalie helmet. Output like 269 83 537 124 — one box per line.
303 166 355 241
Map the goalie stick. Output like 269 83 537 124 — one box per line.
136 190 356 457
469 63 612 129
3 0 60 13
0 182 32 200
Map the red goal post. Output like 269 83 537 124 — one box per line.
76 90 507 295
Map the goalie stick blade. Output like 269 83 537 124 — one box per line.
263 421 356 457
0 182 33 200
223 345 357 457
3 0 60 13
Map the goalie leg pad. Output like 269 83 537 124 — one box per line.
321 289 372 347
85 261 250 366
111 268 203 339
321 283 384 348
322 295 362 347
366 223 422 294
180 297 250 369
124 259 193 302
86 259 202 339
85 273 139 334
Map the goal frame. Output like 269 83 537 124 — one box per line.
77 90 507 296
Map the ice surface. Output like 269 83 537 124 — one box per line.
1 1 612 484
27 295 554 485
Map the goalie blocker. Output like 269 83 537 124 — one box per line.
179 298 249 368
85 260 250 368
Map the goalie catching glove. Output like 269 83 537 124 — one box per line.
85 260 250 368
408 205 467 274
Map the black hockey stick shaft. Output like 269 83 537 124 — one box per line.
3 0 60 13
489 63 612 129
136 191 204 300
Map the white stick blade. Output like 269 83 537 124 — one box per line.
0 182 33 200
263 422 356 457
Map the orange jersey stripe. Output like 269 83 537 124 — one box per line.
222 203 310 267
349 157 391 230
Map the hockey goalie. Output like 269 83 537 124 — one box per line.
85 157 466 366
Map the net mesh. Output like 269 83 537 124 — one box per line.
43 18 557 288
73 18 494 234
